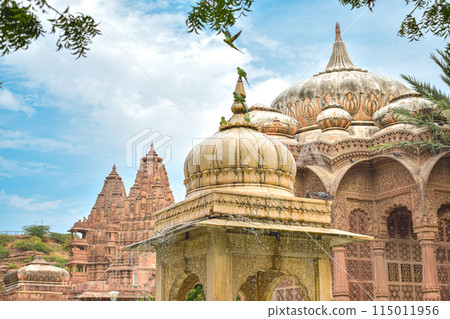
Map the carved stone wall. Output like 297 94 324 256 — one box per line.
154 227 332 301
294 168 326 198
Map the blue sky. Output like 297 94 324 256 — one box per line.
0 0 447 233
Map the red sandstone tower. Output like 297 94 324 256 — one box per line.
67 145 173 300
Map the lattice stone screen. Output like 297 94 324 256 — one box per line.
436 217 450 301
272 278 305 301
386 209 422 301
346 210 374 300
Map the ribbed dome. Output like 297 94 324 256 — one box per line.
248 104 300 137
3 255 69 290
373 93 436 128
316 101 351 131
271 23 413 132
184 79 296 198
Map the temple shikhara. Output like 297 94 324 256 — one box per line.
1 23 449 301
66 146 173 300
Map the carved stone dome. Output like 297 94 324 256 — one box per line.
372 93 436 128
271 23 413 132
3 255 69 290
184 79 296 198
316 101 351 131
248 104 300 137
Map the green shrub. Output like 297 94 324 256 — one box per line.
43 255 68 264
14 236 52 254
22 225 50 238
185 284 205 301
0 245 10 258
52 262 69 269
7 263 17 270
49 232 71 244
137 295 155 301
0 235 15 246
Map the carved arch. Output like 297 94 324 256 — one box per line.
263 274 308 301
294 167 327 197
239 269 311 301
421 151 450 185
332 155 420 195
169 273 201 301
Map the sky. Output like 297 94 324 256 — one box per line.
0 0 447 233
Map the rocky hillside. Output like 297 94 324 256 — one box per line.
0 234 70 293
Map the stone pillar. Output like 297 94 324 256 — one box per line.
332 245 350 301
372 240 389 300
206 230 232 301
317 258 332 301
416 226 441 301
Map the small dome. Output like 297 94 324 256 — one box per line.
248 104 300 136
271 23 413 131
373 94 436 128
316 101 351 131
184 78 296 198
3 255 69 290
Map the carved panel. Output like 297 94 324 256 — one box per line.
343 92 359 115
436 211 450 301
272 278 305 301
386 209 422 300
363 93 379 117
345 210 374 300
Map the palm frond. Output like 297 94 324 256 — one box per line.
392 107 435 128
369 140 448 155
400 74 449 104
430 50 450 80
370 49 450 156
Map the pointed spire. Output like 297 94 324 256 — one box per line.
316 23 365 75
335 22 341 41
220 76 257 132
235 76 246 99
147 143 157 157
231 76 247 114
106 164 121 180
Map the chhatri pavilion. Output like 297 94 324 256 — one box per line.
132 76 371 301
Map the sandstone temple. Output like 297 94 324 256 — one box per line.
2 23 448 301
66 146 174 300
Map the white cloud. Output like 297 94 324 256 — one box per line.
0 0 287 199
0 89 35 116
0 190 62 212
0 156 61 177
0 129 79 153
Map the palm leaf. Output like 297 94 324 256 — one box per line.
369 140 448 155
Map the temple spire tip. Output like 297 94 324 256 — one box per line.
147 143 157 156
335 22 341 41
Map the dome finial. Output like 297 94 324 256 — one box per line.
219 76 256 131
231 76 248 114
315 23 363 75
335 22 341 41
235 76 246 99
